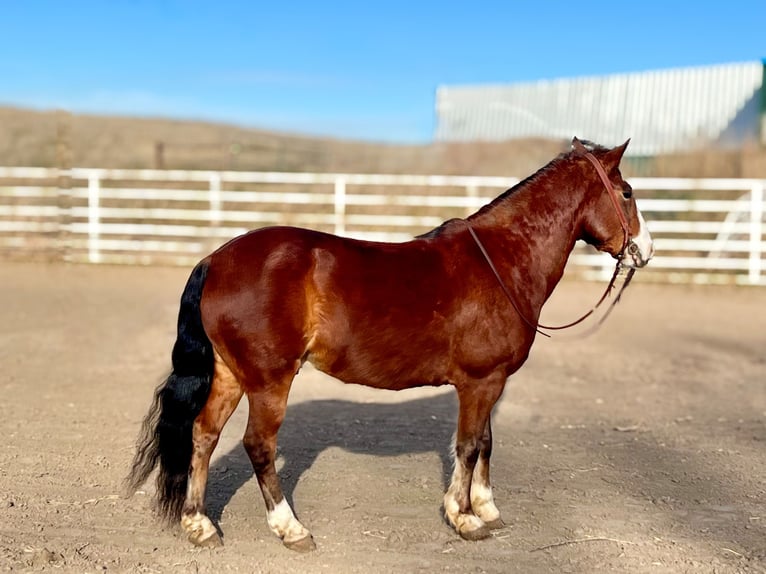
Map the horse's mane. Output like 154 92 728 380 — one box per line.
417 141 612 239
419 142 610 239
416 161 564 239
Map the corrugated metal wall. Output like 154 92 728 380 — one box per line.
435 61 764 156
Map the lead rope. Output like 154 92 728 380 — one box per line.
464 220 626 338
576 267 636 338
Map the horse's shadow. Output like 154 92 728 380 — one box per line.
206 390 458 522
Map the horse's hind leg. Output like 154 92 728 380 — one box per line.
470 419 503 529
243 375 315 552
181 352 243 547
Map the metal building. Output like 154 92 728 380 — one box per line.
435 61 765 156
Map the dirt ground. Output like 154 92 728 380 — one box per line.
1 262 765 573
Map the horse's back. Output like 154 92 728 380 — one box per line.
199 226 457 388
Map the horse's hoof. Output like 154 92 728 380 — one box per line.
459 524 491 541
484 518 505 530
284 534 316 553
191 531 223 548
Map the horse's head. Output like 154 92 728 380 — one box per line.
574 138 654 268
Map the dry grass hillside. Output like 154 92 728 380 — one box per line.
1 105 765 177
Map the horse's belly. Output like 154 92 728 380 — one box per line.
306 335 449 391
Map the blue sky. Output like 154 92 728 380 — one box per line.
1 1 764 143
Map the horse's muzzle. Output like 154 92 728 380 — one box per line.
622 211 655 268
621 240 653 268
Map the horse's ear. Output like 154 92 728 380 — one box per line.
603 139 630 167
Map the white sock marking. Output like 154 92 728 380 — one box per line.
267 499 310 542
181 512 218 543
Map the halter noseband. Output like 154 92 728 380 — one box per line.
464 142 637 338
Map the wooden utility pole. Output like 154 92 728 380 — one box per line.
760 59 766 146
154 141 165 169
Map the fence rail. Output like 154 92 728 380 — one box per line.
0 167 764 285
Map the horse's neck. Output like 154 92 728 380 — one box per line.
467 170 586 310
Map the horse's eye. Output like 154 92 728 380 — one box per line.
621 185 633 199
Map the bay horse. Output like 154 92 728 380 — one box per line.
127 138 653 551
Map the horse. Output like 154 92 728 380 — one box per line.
127 137 654 551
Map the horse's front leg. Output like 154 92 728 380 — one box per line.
470 419 504 529
444 376 505 540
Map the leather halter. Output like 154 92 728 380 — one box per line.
464 144 636 338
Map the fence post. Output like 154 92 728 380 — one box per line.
334 176 346 236
55 110 72 262
87 172 101 263
205 172 223 255
465 184 479 216
749 181 764 285
209 172 222 228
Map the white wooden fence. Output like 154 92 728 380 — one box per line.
0 167 764 286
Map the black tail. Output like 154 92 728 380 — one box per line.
127 259 214 521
